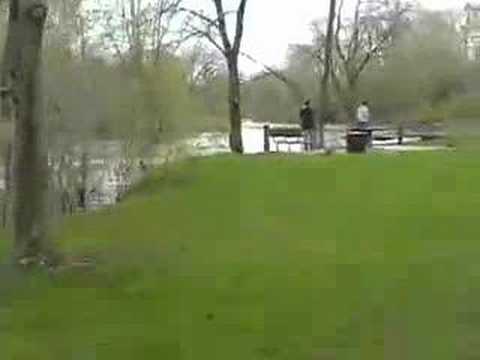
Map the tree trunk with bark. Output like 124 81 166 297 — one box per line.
227 57 243 153
2 0 50 263
345 75 359 121
318 0 336 148
2 143 12 228
212 0 247 154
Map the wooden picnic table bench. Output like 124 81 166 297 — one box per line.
263 125 312 152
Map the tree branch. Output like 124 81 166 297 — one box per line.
335 0 347 65
212 0 231 53
241 51 304 102
233 0 247 55
186 24 225 55
348 0 362 62
180 7 218 28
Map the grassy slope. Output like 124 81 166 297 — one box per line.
1 151 480 359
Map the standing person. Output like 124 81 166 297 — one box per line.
356 100 370 129
357 100 372 148
300 100 315 151
77 186 86 211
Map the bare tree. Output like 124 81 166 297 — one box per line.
183 43 224 91
150 0 184 63
317 0 336 148
45 0 83 50
1 0 50 264
98 0 184 66
184 0 248 153
333 0 412 120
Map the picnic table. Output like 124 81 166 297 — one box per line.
263 125 311 152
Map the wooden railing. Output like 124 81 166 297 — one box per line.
262 123 446 153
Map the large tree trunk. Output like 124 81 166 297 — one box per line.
210 0 247 154
318 0 336 149
227 57 243 153
331 67 359 123
2 143 12 228
2 0 49 262
345 75 359 122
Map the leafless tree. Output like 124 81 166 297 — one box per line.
45 0 83 50
1 0 50 264
97 0 184 66
149 0 184 62
183 43 224 90
333 0 412 120
317 0 336 148
183 0 248 153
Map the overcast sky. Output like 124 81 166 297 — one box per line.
184 0 463 74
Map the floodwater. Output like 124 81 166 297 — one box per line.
0 121 448 211
186 120 443 156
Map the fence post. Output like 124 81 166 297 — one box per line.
398 124 404 145
263 125 270 153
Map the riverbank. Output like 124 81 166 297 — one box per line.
1 150 479 359
0 120 449 213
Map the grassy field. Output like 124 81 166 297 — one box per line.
1 150 480 359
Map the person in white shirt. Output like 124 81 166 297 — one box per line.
356 100 370 129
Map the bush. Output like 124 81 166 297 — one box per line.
416 103 450 124
448 95 480 120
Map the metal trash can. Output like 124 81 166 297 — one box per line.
346 130 369 153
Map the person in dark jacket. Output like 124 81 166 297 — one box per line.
300 100 315 151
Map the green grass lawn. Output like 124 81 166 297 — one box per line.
2 151 480 359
